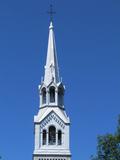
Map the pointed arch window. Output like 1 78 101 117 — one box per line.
49 126 56 145
58 87 64 106
42 129 47 145
42 88 46 104
50 87 55 103
58 130 62 145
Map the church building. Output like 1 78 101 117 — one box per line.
33 21 71 160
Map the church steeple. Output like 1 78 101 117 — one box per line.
39 22 64 108
33 20 71 160
44 21 60 86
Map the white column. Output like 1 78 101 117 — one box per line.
46 89 49 105
40 129 42 147
56 131 58 145
55 89 58 105
40 93 42 107
35 124 40 150
47 129 49 145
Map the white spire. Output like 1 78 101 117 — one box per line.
44 22 60 85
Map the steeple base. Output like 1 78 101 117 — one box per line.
33 154 71 160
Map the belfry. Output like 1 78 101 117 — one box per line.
33 21 71 160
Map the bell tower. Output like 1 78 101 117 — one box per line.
33 21 71 160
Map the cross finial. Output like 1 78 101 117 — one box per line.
47 4 56 22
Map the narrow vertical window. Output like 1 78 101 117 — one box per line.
50 87 55 103
42 88 46 104
49 126 56 145
58 130 62 145
58 87 64 106
42 130 47 145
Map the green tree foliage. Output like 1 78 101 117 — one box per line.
91 115 120 160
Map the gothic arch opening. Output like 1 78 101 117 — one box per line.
58 87 64 106
48 125 56 145
42 87 46 104
42 129 47 145
58 130 62 145
50 86 55 103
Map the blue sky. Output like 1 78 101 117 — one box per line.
0 0 120 160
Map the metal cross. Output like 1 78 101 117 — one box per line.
47 4 56 22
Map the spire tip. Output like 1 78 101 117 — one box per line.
49 21 54 29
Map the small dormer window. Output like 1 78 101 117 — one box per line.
58 130 62 145
42 88 46 104
58 87 64 106
42 129 47 145
50 87 55 103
